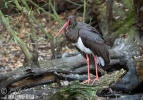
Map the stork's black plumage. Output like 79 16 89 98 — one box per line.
56 15 110 84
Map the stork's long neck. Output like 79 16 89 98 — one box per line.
65 22 79 43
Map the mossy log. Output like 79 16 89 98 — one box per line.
47 69 125 100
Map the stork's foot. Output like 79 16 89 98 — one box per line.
81 79 92 84
92 77 99 85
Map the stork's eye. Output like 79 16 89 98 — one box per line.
68 19 71 25
69 21 72 25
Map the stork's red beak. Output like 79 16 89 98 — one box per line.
55 20 70 37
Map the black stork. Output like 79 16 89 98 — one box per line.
56 15 110 84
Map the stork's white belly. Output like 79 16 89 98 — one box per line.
75 37 92 54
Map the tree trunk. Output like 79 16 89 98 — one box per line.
133 0 143 46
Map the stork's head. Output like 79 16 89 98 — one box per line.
55 15 76 37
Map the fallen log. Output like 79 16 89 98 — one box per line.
0 52 123 98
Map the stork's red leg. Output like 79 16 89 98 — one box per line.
92 56 99 84
81 54 91 84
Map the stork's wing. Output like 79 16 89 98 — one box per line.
78 29 110 65
77 22 103 39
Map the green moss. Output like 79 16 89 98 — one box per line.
111 16 135 40
112 9 135 32
122 0 133 9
